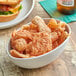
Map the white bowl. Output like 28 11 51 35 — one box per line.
7 18 71 69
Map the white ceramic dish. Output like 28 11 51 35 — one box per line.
0 0 35 29
7 18 71 69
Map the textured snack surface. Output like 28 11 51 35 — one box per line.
10 16 69 58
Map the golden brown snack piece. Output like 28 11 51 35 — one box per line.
32 16 51 32
11 38 27 52
11 30 32 41
22 23 38 33
26 32 52 56
48 19 67 42
48 18 58 29
22 25 30 30
48 18 66 32
51 32 59 43
30 23 38 30
58 31 69 44
57 21 66 31
52 41 59 49
10 49 30 58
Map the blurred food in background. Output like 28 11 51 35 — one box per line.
57 0 76 14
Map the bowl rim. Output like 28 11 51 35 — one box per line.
7 18 71 60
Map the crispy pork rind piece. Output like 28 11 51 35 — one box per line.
48 18 66 31
11 38 27 52
30 23 38 30
10 49 30 58
11 30 32 40
32 16 51 32
52 41 59 49
48 18 58 29
58 31 69 44
22 25 30 30
26 32 52 56
51 32 59 43
22 23 38 33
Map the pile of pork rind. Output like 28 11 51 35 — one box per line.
10 16 69 58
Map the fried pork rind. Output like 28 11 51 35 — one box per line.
26 32 52 56
11 38 27 52
32 16 51 32
10 16 69 58
48 18 58 29
58 31 69 44
52 41 59 49
11 30 32 41
10 49 30 58
57 22 66 31
22 25 30 30
48 18 66 32
22 23 38 33
51 32 59 43
30 23 38 30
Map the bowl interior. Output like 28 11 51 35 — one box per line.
7 18 71 60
